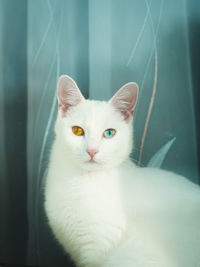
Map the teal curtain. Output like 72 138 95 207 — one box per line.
0 0 28 264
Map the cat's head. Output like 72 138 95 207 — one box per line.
55 75 138 172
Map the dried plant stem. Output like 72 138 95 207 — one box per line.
138 51 158 166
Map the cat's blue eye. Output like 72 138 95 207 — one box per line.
103 129 116 138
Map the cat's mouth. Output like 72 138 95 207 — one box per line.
85 159 98 164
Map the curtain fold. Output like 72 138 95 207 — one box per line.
89 0 112 100
0 0 28 264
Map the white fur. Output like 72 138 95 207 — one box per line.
45 77 200 267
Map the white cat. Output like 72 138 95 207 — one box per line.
44 75 200 267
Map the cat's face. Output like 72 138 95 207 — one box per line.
55 75 138 172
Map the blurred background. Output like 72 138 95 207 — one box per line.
0 0 199 266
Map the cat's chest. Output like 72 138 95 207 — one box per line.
46 169 126 226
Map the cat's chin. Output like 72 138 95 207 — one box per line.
76 159 111 172
81 161 103 172
79 159 120 172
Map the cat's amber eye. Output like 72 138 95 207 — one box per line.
72 126 84 136
103 128 116 138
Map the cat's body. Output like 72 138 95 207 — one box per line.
45 75 200 267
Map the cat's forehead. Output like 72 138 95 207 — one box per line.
67 99 122 127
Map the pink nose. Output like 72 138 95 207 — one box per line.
87 149 98 158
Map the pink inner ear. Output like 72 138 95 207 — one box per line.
122 110 133 121
57 75 84 114
109 82 139 122
58 101 70 113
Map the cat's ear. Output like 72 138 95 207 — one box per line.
109 82 139 122
57 75 85 115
